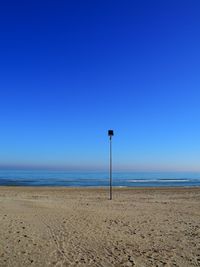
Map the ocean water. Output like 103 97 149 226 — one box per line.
0 170 200 187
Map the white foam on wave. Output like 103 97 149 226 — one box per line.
159 179 189 182
128 180 157 182
128 179 190 183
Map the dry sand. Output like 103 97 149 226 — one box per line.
0 187 200 267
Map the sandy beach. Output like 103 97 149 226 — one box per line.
0 187 200 267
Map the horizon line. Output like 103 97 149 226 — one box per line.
0 164 200 173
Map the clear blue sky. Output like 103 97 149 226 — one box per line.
0 1 200 171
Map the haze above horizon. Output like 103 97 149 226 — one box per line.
1 1 200 172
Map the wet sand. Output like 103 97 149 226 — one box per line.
0 187 200 267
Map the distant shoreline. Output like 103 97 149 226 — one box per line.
0 186 200 190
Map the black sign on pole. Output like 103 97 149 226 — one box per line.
108 130 114 200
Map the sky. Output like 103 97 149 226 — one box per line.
0 0 200 171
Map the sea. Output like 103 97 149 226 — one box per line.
0 170 200 187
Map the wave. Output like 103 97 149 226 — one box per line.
128 179 191 183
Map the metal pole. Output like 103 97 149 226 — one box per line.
108 129 114 200
110 136 112 200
